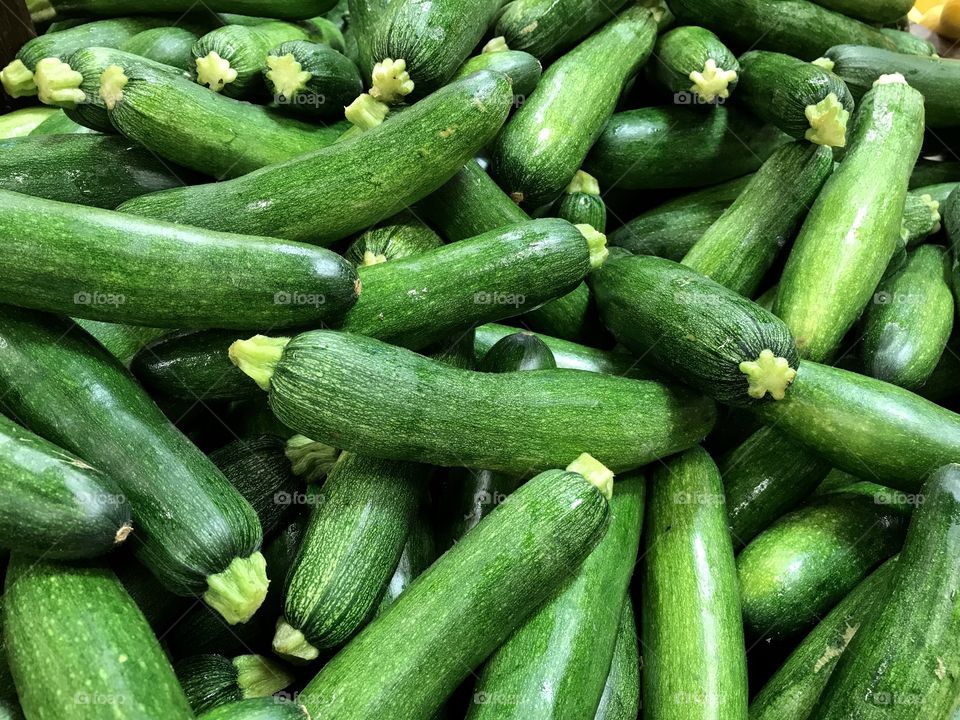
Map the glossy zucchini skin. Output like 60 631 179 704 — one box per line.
495 0 630 59
0 412 131 559
492 6 657 207
590 254 800 407
642 448 748 719
298 466 611 718
4 557 193 720
74 320 167 366
0 108 57 138
32 0 336 20
245 330 715 474
119 71 514 247
264 40 362 119
452 49 542 101
197 697 310 720
682 141 834 297
121 26 200 70
651 25 740 103
776 78 925 363
584 105 788 191
344 211 444 267
879 28 938 56
594 598 640 720
556 171 606 232
813 465 960 718
810 0 912 23
0 134 186 208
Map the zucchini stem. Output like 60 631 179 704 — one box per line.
99 65 128 111
811 57 836 73
739 349 798 401
233 654 295 698
285 435 340 481
265 53 312 101
27 0 55 23
369 58 414 104
576 224 609 269
0 59 38 98
362 250 388 266
273 617 321 663
195 51 238 92
566 453 614 500
874 73 907 86
688 58 737 103
804 93 849 148
33 58 84 108
114 523 133 545
566 170 601 197
345 92 390 131
228 335 290 391
921 194 943 233
482 37 510 54
204 552 270 625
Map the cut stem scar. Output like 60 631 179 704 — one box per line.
811 57 835 73
567 453 614 500
345 92 390 130
804 93 849 148
369 58 414 104
203 552 269 625
228 335 290 391
739 349 798 400
566 169 601 196
265 53 312 100
0 60 38 98
272 617 321 663
233 654 295 698
195 51 238 92
482 37 509 53
688 58 737 103
285 435 340 481
576 223 609 268
99 65 128 111
34 58 84 108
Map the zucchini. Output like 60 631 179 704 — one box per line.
0 411 132 559
861 245 954 391
344 0 389 76
273 453 422 661
911 159 960 188
228 330 715 474
0 134 187 208
376 514 436 614
297 457 614 718
198 698 310 720
0 190 360 329
584 105 789 191
776 75 925 362
344 210 443 267
682 141 834 297
0 307 267 624
28 108 95 135
494 0 631 60
0 107 58 138
642 447 748 719
4 556 193 719
809 0 912 23
121 26 200 70
479 330 557 373
118 71 514 246
555 170 606 232
73 320 167 367
901 190 943 247
264 39 362 119
469 472 644 719
736 51 855 148
650 25 740 104
595 598 640 720
521 282 603 345
28 1 336 21
491 6 657 207
103 60 347 179
590 253 801 407
0 598 23 720
813 464 960 718
738 488 909 640
880 27 938 57
451 46 542 102
175 654 294 714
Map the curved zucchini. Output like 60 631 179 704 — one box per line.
590 253 801 407
0 107 58 138
28 108 96 135
0 190 360 329
121 26 200 70
0 307 266 623
809 0 912 23
682 141 834 297
651 25 740 104
452 47 542 101
176 653 294 714
344 211 443 267
584 105 788 191
495 0 631 59
776 75 925 362
642 447 748 719
555 170 606 232
595 598 640 720
491 6 657 207
264 39 362 118
197 697 310 720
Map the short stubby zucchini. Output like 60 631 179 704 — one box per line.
555 170 606 232
344 211 443 267
650 25 740 104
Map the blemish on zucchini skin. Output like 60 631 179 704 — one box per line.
813 622 858 672
520 21 539 35
439 125 458 139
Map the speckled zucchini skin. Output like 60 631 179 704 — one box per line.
121 26 200 70
452 50 542 101
594 598 640 720
495 0 631 59
10 17 167 71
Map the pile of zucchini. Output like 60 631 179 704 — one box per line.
2 0 960 718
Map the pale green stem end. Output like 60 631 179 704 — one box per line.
638 0 669 22
27 0 55 22
266 53 312 100
369 58 414 104
234 654 295 698
0 60 38 98
228 335 290 391
804 93 849 148
739 349 798 401
576 223 609 269
34 58 84 108
99 65 128 111
922 194 943 233
811 57 835 73
567 453 614 500
196 51 238 92
204 552 269 625
873 72 907 87
285 435 340 481
272 617 321 664
566 169 600 196
482 36 509 53
362 249 388 266
345 92 390 131
688 58 737 102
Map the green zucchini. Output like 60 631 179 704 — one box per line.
4 556 193 719
0 107 58 138
590 253 801 406
642 447 748 719
682 141 834 297
0 307 267 624
0 411 131 559
121 26 200 70
73 320 167 366
0 190 360 329
494 0 631 60
911 159 960 188
861 245 954 391
119 71 513 246
273 452 422 661
479 330 557 373
749 557 897 720
901 189 943 246
594 598 640 720
0 597 23 720
302 15 346 52
451 46 542 101
102 60 346 179
809 0 912 23
229 330 715 474
651 25 740 104
28 108 95 134
297 458 613 718
345 0 390 75
776 75 925 362
0 134 187 208
28 0 336 22
555 170 606 232
520 282 603 345
264 39 362 118
197 697 310 720
736 51 855 147
175 654 294 714
491 6 657 207
813 464 960 718
376 514 436 614
880 27 938 56
584 105 789 191
344 211 444 267
469 471 644 719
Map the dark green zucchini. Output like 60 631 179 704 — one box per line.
344 211 444 267
682 141 834 297
911 159 960 188
0 412 132 559
229 330 715 474
0 307 266 624
520 282 603 345
479 331 557 373
491 6 657 207
28 108 96 135
555 170 606 232
376 513 436 614
642 447 748 718
4 556 193 719
297 458 613 718
594 598 640 720
590 253 801 406
28 0 336 21
452 46 542 101
113 556 189 632
0 597 23 720
0 107 58 137
494 0 631 59
197 697 310 720
119 71 514 246
0 134 187 208
651 25 740 104
344 0 390 76
584 105 789 191
73 320 167 367
880 27 938 56
0 190 360 329
901 190 943 246
810 0 912 23
121 26 200 70
264 40 362 118
776 75 925 362
175 653 294 714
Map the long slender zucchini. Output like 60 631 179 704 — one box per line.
264 39 362 118
491 6 657 207
297 458 613 718
118 71 514 246
585 105 788 191
595 598 640 720
344 211 443 267
776 75 925 362
494 0 631 60
650 25 740 104
4 556 193 719
121 26 200 70
813 464 960 718
809 0 912 22
682 141 834 297
451 46 542 101
28 0 336 22
555 170 606 232
0 307 267 624
590 253 801 406
175 654 294 714
197 697 310 720
0 107 58 137
0 134 186 208
229 330 715 474
0 190 359 329
642 447 748 719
